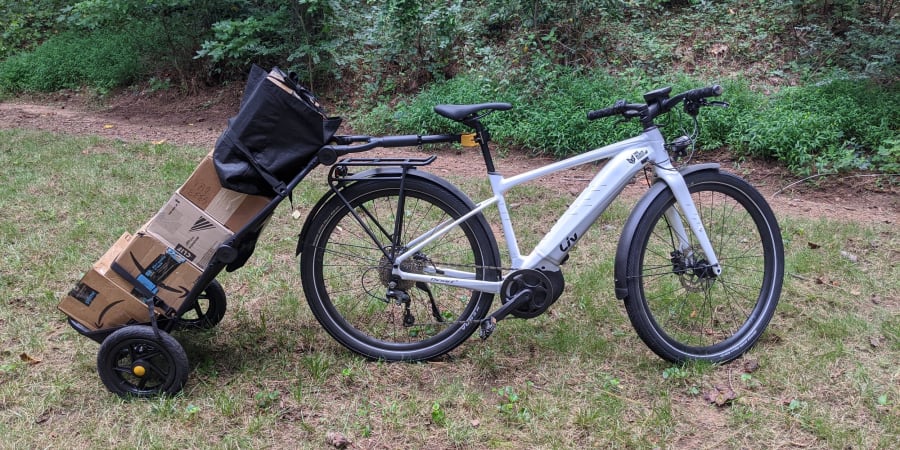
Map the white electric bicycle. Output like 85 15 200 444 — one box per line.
298 84 784 364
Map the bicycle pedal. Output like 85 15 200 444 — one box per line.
479 317 497 340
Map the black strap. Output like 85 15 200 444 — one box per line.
109 261 176 317
223 129 288 196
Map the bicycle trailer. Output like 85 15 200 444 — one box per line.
59 65 342 397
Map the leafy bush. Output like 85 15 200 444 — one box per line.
359 66 899 175
360 69 669 157
0 0 71 59
728 77 900 175
0 27 158 93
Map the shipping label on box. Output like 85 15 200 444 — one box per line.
144 192 233 268
179 155 272 232
58 268 153 331
107 233 202 312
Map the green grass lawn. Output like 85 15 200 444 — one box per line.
0 129 896 448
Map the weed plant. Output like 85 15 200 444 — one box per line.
359 70 899 176
0 130 897 448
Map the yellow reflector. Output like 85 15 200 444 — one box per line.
460 133 477 147
133 366 146 377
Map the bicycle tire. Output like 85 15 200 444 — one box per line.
97 325 189 397
174 280 226 330
300 177 499 361
623 170 783 363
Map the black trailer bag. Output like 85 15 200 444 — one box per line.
213 65 342 196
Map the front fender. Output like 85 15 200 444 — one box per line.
613 163 720 300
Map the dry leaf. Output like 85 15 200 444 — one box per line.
20 353 41 365
103 124 114 129
326 431 351 449
807 242 821 249
742 359 760 374
704 384 737 407
471 419 481 428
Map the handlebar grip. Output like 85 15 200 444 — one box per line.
684 85 723 101
587 99 627 121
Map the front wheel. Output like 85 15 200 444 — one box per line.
299 176 500 361
624 171 784 363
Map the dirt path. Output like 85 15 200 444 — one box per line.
1 91 896 225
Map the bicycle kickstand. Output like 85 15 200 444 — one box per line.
479 288 532 339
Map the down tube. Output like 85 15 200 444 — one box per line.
520 149 648 269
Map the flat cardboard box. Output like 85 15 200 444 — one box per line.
107 233 202 312
178 155 272 232
58 266 153 332
144 192 233 269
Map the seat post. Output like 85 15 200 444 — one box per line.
466 119 497 173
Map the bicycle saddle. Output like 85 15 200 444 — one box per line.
433 103 512 121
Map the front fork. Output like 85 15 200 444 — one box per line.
655 167 722 276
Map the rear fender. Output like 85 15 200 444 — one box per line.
296 168 498 266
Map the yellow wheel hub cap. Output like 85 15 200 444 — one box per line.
132 366 146 377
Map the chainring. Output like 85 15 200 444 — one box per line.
501 268 565 319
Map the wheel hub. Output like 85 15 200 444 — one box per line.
132 363 147 377
671 250 717 292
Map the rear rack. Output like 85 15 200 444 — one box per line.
329 156 437 183
337 156 437 167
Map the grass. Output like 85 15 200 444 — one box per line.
0 129 897 449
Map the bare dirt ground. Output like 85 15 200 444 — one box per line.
1 87 896 225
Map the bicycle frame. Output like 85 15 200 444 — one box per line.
392 126 722 294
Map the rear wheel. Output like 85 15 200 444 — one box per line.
624 171 783 363
300 177 499 361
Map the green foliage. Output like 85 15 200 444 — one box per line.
1 0 897 176
361 69 651 157
0 0 70 59
196 1 345 88
0 27 159 93
494 384 533 425
728 77 900 175
362 67 898 175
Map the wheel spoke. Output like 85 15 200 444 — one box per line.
301 178 496 361
625 172 782 363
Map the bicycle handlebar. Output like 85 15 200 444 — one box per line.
587 85 723 123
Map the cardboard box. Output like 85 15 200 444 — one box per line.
107 233 202 312
58 266 153 332
144 192 233 269
178 155 272 232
